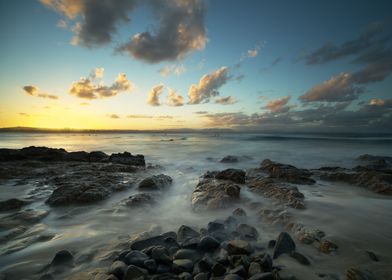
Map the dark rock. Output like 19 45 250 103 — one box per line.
228 255 251 269
248 272 274 280
194 272 210 280
151 246 172 265
260 159 315 184
151 273 178 280
156 265 171 274
106 275 119 280
208 221 225 233
66 151 89 161
192 178 241 211
144 259 157 273
178 272 193 280
267 240 276 249
177 225 200 242
196 255 214 272
89 151 109 162
122 193 155 208
124 251 149 266
346 267 379 280
220 155 239 163
366 251 379 262
124 265 148 280
181 237 200 249
216 169 246 184
227 240 253 255
109 261 128 279
173 249 200 263
260 254 272 272
290 251 310 265
233 208 247 217
198 236 220 251
214 248 229 264
51 250 74 267
39 274 54 280
0 198 29 211
248 262 262 277
0 146 67 161
319 240 338 254
229 265 247 278
212 262 226 276
224 274 244 280
236 224 259 241
131 233 179 251
138 174 173 191
172 259 194 273
273 232 296 259
110 152 145 166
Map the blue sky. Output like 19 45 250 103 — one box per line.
0 0 391 131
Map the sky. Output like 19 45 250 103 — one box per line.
0 0 391 132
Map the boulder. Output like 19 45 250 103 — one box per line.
198 236 220 251
124 265 148 280
51 250 74 267
172 259 194 273
177 225 200 242
0 198 29 211
260 159 315 184
216 169 246 184
227 240 253 255
151 246 172 265
122 193 155 208
109 261 128 279
138 174 173 191
235 224 259 241
273 232 296 259
110 152 145 166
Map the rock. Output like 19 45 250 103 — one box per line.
151 246 172 265
144 259 157 272
260 159 315 184
220 155 240 163
177 225 200 242
236 224 259 241
290 251 310 265
273 232 296 259
173 249 200 263
156 265 171 274
0 198 29 211
233 208 247 217
248 262 262 277
319 240 338 254
194 272 210 280
0 146 67 161
227 240 253 255
260 254 272 272
208 221 225 233
292 224 325 244
66 151 89 161
248 272 274 280
346 267 379 280
138 174 173 191
109 152 145 166
216 169 246 184
192 178 241 211
131 232 179 251
212 262 226 276
224 274 244 280
356 154 392 169
178 272 193 280
366 251 379 262
267 240 276 249
228 255 251 269
124 251 149 266
229 265 247 278
51 250 74 267
122 193 155 208
109 261 128 279
124 265 148 280
247 176 306 209
172 259 194 273
181 237 200 249
198 236 220 251
89 151 109 162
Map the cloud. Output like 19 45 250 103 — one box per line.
265 96 291 113
69 69 134 99
159 64 186 77
19 113 30 117
194 111 208 115
247 44 261 58
23 85 59 99
369 98 392 107
299 72 363 103
127 114 174 120
260 57 281 73
188 67 231 104
108 114 120 119
57 19 68 29
167 88 184 107
215 96 238 105
147 84 164 106
80 102 90 106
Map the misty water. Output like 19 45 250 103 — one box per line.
1 133 392 279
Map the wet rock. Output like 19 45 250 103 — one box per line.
366 251 379 262
109 261 127 279
110 152 145 166
177 225 200 242
212 262 226 276
228 255 251 269
47 184 111 206
131 233 179 251
0 198 29 211
357 154 392 169
122 193 156 208
260 159 315 184
224 274 244 280
89 151 109 162
124 250 149 266
319 240 338 254
194 272 210 280
267 240 276 249
0 146 67 161
174 249 200 263
51 250 74 267
229 265 247 278
138 174 173 191
181 237 200 249
198 236 220 251
156 265 171 274
346 267 379 280
260 254 273 272
220 155 239 163
247 176 306 209
235 224 259 241
290 251 310 265
248 272 274 280
248 262 262 277
292 224 325 244
273 232 296 259
151 246 172 265
144 259 157 273
0 209 49 228
233 208 247 217
216 169 246 184
227 240 253 255
208 221 225 233
124 265 148 280
192 178 241 211
178 272 193 280
172 259 194 273
66 151 89 161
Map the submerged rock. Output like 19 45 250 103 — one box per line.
0 198 29 211
51 250 74 267
121 193 156 208
110 152 145 166
216 169 246 184
227 240 253 255
273 232 296 259
346 267 379 280
138 174 173 191
260 159 315 184
220 155 240 163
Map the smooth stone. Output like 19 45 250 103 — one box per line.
181 237 200 249
124 251 149 266
267 240 276 249
232 208 247 217
150 273 178 280
177 225 200 242
194 272 210 280
248 272 274 280
229 265 247 278
366 251 379 262
178 272 193 280
290 251 310 265
51 250 74 267
173 249 199 262
236 224 259 241
199 236 220 251
156 265 171 274
224 274 244 280
228 255 251 269
144 259 157 273
151 246 171 264
124 265 148 280
260 254 273 272
227 240 253 255
207 221 225 233
273 232 296 259
172 259 194 273
248 262 262 277
131 233 179 251
109 261 128 279
212 262 226 276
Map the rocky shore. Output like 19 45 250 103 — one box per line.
0 146 391 280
